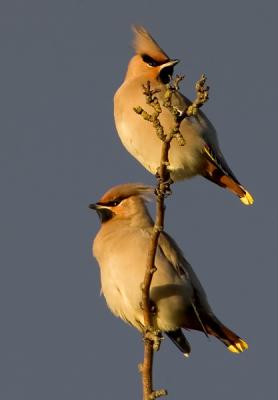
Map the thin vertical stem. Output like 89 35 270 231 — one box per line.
137 73 208 400
141 140 171 400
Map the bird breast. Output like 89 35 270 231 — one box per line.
114 78 207 181
93 224 193 331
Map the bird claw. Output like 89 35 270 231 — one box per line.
154 174 173 198
150 300 157 316
144 328 163 351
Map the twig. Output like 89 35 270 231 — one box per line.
140 137 170 400
134 73 209 400
134 82 166 142
135 76 185 400
180 74 210 118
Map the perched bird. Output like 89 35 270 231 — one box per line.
90 183 248 356
114 26 253 205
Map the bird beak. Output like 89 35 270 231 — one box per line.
158 59 180 84
170 58 180 66
89 203 110 211
160 59 179 69
89 203 114 223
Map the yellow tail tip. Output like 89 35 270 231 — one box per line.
228 339 248 354
240 191 254 206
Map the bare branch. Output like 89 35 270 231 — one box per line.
182 73 210 117
134 81 166 141
136 77 185 400
136 72 209 400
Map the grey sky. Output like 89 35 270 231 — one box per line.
0 0 276 399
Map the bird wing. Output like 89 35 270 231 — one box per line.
158 231 190 279
170 90 191 114
202 142 241 184
158 232 212 336
158 232 212 312
170 91 243 185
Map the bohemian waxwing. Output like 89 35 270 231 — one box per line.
114 26 254 206
90 183 248 356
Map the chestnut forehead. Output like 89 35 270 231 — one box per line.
97 195 127 206
97 184 152 204
99 190 137 204
99 191 128 203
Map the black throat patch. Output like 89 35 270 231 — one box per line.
96 208 114 223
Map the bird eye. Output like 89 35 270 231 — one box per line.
97 199 122 207
142 54 159 67
106 200 121 207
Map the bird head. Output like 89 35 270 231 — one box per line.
125 25 179 84
89 183 154 224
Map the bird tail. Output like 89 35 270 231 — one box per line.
203 147 254 205
204 315 248 354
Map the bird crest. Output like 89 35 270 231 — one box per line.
99 183 154 204
132 25 169 63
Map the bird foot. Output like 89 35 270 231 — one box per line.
155 167 173 195
144 328 163 351
139 300 157 316
155 179 173 198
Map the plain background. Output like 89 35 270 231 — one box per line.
0 1 276 399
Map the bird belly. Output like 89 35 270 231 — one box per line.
95 228 195 333
100 258 194 333
115 117 161 175
116 113 205 181
114 88 206 181
151 280 193 331
100 265 144 330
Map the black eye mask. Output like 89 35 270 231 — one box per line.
141 54 166 67
97 200 121 207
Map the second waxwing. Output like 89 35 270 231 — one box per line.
90 183 248 356
114 26 254 206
